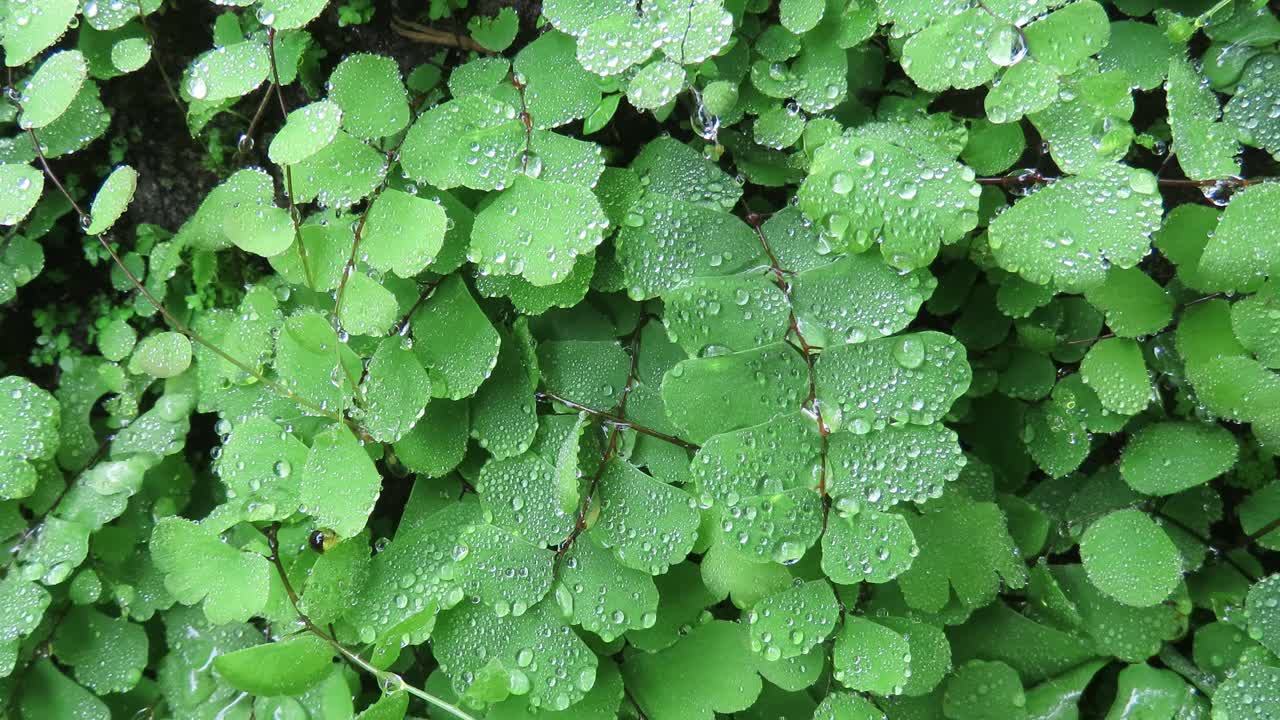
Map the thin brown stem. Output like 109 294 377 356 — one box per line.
390 16 491 53
265 28 315 290
535 391 699 452
747 214 830 501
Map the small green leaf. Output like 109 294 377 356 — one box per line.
150 517 270 624
268 100 343 166
409 275 500 400
1198 183 1280 293
84 164 138 236
17 50 87 129
593 460 699 575
182 42 270 102
0 164 44 227
470 176 609 286
213 633 334 696
1 0 77 67
822 508 917 584
128 331 192 378
469 7 520 52
662 343 808 443
988 164 1163 292
832 616 910 695
816 331 972 433
259 0 331 30
1167 55 1240 181
944 660 1026 720
300 425 383 538
1079 337 1150 415
1120 422 1237 496
357 337 432 443
1246 573 1280 657
745 580 838 661
628 59 686 110
327 53 409 140
1080 509 1181 607
624 621 763 720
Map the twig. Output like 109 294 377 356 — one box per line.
261 526 478 720
266 28 315 290
535 390 699 452
390 16 492 53
745 209 830 503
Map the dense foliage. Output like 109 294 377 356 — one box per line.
2 0 1280 717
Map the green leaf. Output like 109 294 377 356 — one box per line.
0 164 44 227
648 0 733 65
1080 509 1181 607
361 189 447 278
816 331 972 433
409 275 500 400
51 607 148 693
357 337 432 443
623 621 763 720
576 15 657 77
1167 55 1240 181
797 130 980 270
434 600 598 710
85 164 138 235
212 633 334 696
616 192 760 300
745 580 838 661
814 692 885 720
223 204 293 258
662 343 808 444
150 517 270 624
1 0 77 67
290 130 388 208
1215 662 1280 720
259 0 331 30
897 494 1028 612
393 398 468 476
182 41 270 102
828 423 965 511
1120 421 1237 496
0 575 51 642
268 100 343 166
128 331 192 378
988 163 1163 292
470 176 609 286
944 660 1026 720
1079 337 1150 416
593 460 699 574
1246 573 1280 657
469 8 520 52
1224 54 1280 159
791 252 936 347
1082 267 1172 338
833 616 910 695
628 59 686 110
17 50 87 129
822 508 918 584
18 659 108 720
901 9 1002 92
1098 21 1176 91
557 533 658 641
0 376 60 495
327 53 409 140
516 31 602 128
300 425 382 538
1231 281 1280 368
1198 183 1280 293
